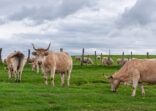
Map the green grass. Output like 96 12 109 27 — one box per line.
0 55 156 111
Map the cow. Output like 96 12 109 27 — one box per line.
31 58 40 73
102 57 114 66
30 56 40 73
32 43 73 87
75 56 81 61
116 58 128 66
109 59 156 96
81 57 93 65
6 51 26 82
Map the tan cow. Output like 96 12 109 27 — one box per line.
116 58 128 66
75 56 81 61
6 51 26 82
97 56 101 60
30 56 40 73
109 59 156 96
102 57 114 66
81 57 93 65
32 43 73 87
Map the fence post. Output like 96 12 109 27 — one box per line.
130 51 133 59
81 48 85 66
0 48 2 63
95 51 97 65
122 52 124 60
101 53 103 65
60 48 63 52
27 49 31 63
147 52 149 58
108 49 111 60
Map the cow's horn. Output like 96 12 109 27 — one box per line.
32 43 37 51
45 42 51 51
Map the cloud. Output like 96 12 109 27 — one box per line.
117 0 156 27
4 0 156 57
7 0 94 24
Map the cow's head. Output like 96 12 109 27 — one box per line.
32 43 51 65
109 75 120 92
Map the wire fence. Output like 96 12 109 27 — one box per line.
1 47 155 66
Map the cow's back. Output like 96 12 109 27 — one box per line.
139 60 156 83
114 59 156 83
44 52 72 72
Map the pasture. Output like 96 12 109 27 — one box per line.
0 55 156 111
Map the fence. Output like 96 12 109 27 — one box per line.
0 47 154 65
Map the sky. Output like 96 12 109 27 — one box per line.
0 0 155 57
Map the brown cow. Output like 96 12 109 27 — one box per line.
30 57 40 73
32 43 73 86
6 51 26 82
109 59 156 96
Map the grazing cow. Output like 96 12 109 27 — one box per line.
81 57 93 64
109 59 156 96
32 43 73 86
75 56 81 61
116 58 128 66
6 51 26 82
102 57 114 66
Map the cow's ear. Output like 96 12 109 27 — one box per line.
32 51 37 56
44 51 49 56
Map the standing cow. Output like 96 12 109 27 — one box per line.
6 51 26 82
32 43 73 86
30 56 40 73
109 59 156 96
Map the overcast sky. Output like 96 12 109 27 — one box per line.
0 0 155 57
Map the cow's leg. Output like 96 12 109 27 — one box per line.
50 68 56 87
18 71 20 82
132 81 138 97
67 70 72 87
43 70 48 85
18 71 22 82
139 83 145 96
15 70 20 82
13 70 17 82
37 64 39 73
131 69 140 97
60 73 65 87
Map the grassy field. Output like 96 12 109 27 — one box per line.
0 55 156 111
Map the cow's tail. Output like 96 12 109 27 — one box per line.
11 51 25 70
17 53 24 70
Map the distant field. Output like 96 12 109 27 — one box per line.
0 55 156 111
